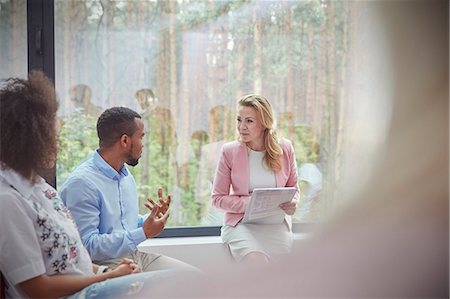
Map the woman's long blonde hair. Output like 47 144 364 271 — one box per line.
238 94 282 172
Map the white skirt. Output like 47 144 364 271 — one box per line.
221 221 293 262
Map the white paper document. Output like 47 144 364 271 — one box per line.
242 187 297 224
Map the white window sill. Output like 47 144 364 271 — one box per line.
137 233 310 269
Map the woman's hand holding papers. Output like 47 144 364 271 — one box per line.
279 199 297 215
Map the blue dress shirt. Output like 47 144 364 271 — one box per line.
60 150 147 262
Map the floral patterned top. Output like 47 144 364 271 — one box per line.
0 167 93 298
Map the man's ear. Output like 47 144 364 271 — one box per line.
119 134 129 148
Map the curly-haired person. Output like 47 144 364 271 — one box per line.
0 71 185 299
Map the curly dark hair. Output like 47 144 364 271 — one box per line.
97 106 141 148
0 71 58 181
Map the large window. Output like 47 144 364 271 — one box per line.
0 0 390 230
54 0 390 228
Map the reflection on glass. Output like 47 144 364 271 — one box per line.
0 0 27 79
55 0 389 227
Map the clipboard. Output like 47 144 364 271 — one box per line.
242 187 297 224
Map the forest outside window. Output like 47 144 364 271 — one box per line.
0 0 391 229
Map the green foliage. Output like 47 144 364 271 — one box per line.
177 157 204 226
291 0 326 28
57 110 98 185
278 121 320 165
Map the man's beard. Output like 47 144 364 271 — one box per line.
125 144 140 167
126 157 139 167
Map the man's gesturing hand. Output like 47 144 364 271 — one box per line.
142 200 169 238
146 187 171 213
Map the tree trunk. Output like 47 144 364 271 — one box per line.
168 0 180 224
323 0 337 211
253 3 262 94
284 2 295 142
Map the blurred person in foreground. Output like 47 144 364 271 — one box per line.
0 71 181 299
60 107 194 272
211 94 300 264
136 1 448 297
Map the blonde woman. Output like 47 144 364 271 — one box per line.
211 94 299 263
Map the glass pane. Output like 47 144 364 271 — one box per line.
55 0 390 227
0 0 27 79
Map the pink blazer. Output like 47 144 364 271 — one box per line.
211 139 299 227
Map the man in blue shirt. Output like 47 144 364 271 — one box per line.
60 106 192 271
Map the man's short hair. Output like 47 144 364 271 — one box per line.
97 107 141 148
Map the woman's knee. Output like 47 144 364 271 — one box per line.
242 251 270 264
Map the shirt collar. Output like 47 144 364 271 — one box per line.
93 149 129 180
0 166 44 199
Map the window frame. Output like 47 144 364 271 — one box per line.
28 0 56 187
157 223 312 238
